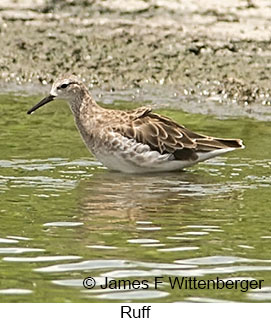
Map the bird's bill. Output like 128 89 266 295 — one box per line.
27 95 55 115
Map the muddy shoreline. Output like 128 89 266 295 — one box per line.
1 0 271 115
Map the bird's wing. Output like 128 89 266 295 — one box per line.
105 106 243 160
110 106 201 161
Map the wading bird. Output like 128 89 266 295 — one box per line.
28 75 244 173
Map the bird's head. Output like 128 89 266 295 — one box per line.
27 75 87 115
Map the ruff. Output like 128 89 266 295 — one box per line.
27 75 244 173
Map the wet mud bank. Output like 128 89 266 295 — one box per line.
1 0 271 117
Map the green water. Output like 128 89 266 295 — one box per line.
0 94 270 302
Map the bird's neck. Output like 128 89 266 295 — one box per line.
69 91 105 149
69 90 102 119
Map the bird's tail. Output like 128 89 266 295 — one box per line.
195 137 244 152
194 137 244 162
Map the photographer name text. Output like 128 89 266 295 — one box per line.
83 276 263 292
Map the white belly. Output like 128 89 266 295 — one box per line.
86 132 236 174
88 133 197 173
94 149 195 174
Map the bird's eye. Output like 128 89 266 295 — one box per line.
60 83 69 89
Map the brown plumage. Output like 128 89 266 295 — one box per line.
27 75 244 173
109 106 243 161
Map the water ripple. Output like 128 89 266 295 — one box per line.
0 158 99 171
95 290 169 300
247 287 271 301
158 246 199 252
127 239 160 244
0 247 44 254
174 256 271 265
3 255 81 262
43 222 84 227
34 259 134 273
0 237 18 244
0 175 77 191
0 289 33 295
185 297 234 303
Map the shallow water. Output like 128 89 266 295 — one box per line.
0 94 270 302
